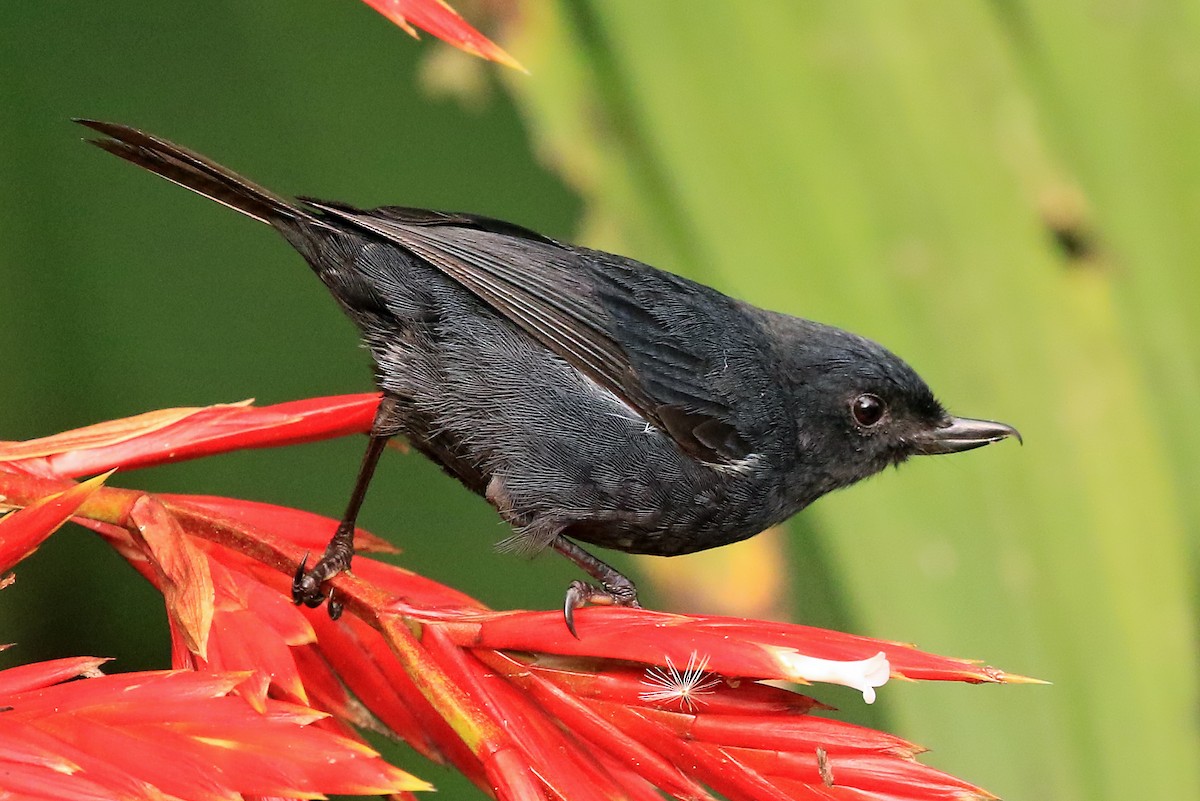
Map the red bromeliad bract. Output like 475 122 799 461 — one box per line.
359 0 526 71
0 395 1035 801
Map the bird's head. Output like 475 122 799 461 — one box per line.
771 318 1020 495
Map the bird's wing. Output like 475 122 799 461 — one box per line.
302 200 754 464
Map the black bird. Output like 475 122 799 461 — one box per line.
78 120 1019 634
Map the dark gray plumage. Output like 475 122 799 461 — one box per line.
77 120 1019 634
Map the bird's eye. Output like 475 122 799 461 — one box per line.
851 394 886 427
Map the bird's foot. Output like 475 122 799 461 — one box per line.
292 523 355 619
563 577 640 639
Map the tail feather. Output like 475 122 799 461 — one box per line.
75 119 306 227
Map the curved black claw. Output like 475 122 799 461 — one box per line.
562 579 641 639
292 553 317 606
292 537 354 618
563 581 590 639
292 553 326 609
326 587 344 620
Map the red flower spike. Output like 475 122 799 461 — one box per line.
0 470 110 572
0 397 1035 801
0 394 379 478
359 0 526 72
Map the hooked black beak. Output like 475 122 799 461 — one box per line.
913 417 1022 455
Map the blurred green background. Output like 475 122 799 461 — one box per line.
2 2 1197 800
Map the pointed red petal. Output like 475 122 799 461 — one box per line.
517 654 824 716
4 670 238 719
452 609 1016 685
0 394 378 478
360 0 525 71
0 471 111 572
0 657 109 697
0 405 234 462
128 496 214 658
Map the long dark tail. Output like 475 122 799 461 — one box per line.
75 119 311 228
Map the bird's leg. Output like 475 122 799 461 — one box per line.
292 395 399 618
552 535 640 638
